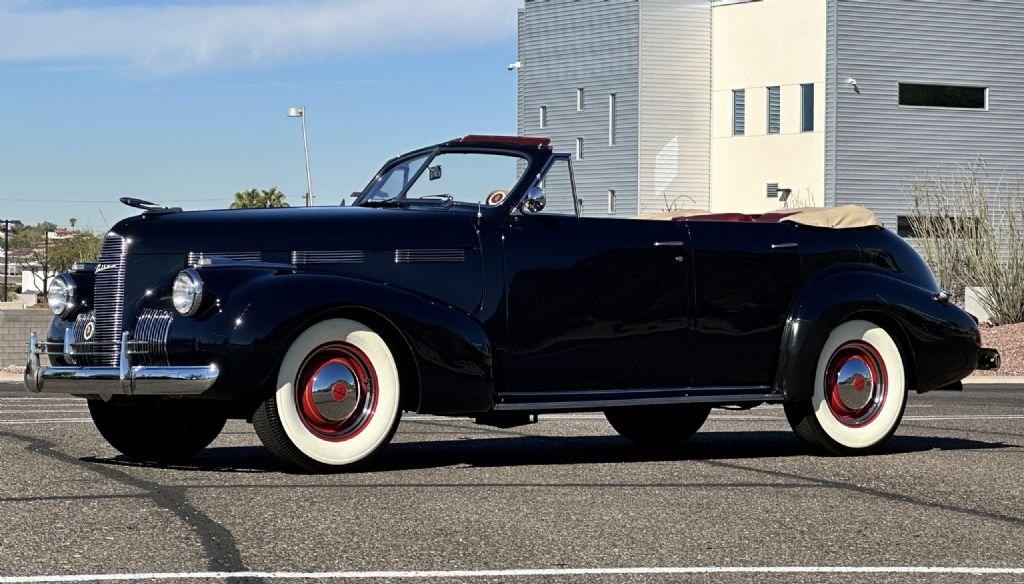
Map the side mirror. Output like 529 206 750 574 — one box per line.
521 186 546 214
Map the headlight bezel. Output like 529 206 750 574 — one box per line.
172 268 204 317
47 274 76 317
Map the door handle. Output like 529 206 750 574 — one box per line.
653 241 685 248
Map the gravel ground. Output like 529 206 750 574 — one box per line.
977 323 1024 376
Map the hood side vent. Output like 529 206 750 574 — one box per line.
394 248 466 264
292 250 365 265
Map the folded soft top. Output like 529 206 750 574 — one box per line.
637 205 882 229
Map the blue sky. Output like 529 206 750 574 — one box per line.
0 0 521 231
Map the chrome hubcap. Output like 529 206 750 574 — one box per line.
834 356 874 411
295 342 378 441
825 341 888 427
308 361 362 422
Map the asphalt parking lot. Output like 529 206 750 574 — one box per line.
0 382 1021 584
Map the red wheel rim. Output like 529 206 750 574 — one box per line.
294 342 378 442
824 340 888 427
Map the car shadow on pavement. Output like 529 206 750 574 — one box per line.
79 431 1015 475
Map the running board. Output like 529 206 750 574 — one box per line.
494 387 782 413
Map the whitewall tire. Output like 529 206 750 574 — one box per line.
254 318 401 472
785 319 907 454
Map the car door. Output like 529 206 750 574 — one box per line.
684 220 804 388
500 156 693 398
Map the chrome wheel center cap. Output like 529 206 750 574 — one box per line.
309 362 361 422
835 356 874 410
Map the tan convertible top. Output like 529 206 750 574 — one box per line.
780 205 883 229
636 204 881 229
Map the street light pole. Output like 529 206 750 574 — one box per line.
287 107 314 207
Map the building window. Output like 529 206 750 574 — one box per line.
899 83 988 109
608 189 616 213
733 89 745 136
767 86 780 134
608 94 617 146
576 137 584 160
577 88 585 112
801 83 815 132
539 106 548 129
766 183 779 198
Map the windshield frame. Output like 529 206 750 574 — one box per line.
354 145 545 211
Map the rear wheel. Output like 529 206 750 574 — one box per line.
88 398 226 463
605 405 711 447
253 319 402 472
784 319 908 455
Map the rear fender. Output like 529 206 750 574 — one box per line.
777 270 979 401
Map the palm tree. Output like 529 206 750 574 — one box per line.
230 187 290 209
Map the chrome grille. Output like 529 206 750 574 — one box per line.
292 250 365 265
68 311 95 366
93 233 127 366
394 248 466 264
132 309 172 367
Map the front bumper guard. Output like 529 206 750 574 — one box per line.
25 331 219 396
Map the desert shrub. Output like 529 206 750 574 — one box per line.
908 160 1024 325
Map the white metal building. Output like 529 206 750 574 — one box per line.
517 0 1024 232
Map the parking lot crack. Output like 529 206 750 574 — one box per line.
0 430 265 584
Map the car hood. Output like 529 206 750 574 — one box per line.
112 206 481 255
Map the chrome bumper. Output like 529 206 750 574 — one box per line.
25 331 219 396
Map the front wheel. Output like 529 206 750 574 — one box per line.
784 319 908 455
88 398 226 463
605 404 711 448
253 319 402 473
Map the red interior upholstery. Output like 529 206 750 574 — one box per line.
677 213 756 223
673 211 801 223
755 211 800 223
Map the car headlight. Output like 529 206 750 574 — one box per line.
172 268 204 316
47 274 75 317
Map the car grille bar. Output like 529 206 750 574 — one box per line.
93 233 127 366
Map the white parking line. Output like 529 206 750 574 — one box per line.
1 566 1022 582
0 418 93 424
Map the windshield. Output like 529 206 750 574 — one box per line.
362 151 527 206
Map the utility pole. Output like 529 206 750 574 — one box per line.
2 219 9 303
43 229 48 292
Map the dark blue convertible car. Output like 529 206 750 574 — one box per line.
26 135 999 471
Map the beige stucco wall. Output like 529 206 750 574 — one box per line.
711 0 826 213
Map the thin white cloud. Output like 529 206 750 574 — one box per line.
0 0 521 73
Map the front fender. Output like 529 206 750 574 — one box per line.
776 269 980 401
169 268 495 414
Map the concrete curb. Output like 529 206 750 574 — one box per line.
963 376 1024 385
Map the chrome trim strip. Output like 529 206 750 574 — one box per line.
188 251 263 267
25 331 218 396
771 242 799 250
394 248 466 264
292 250 365 264
494 393 783 412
